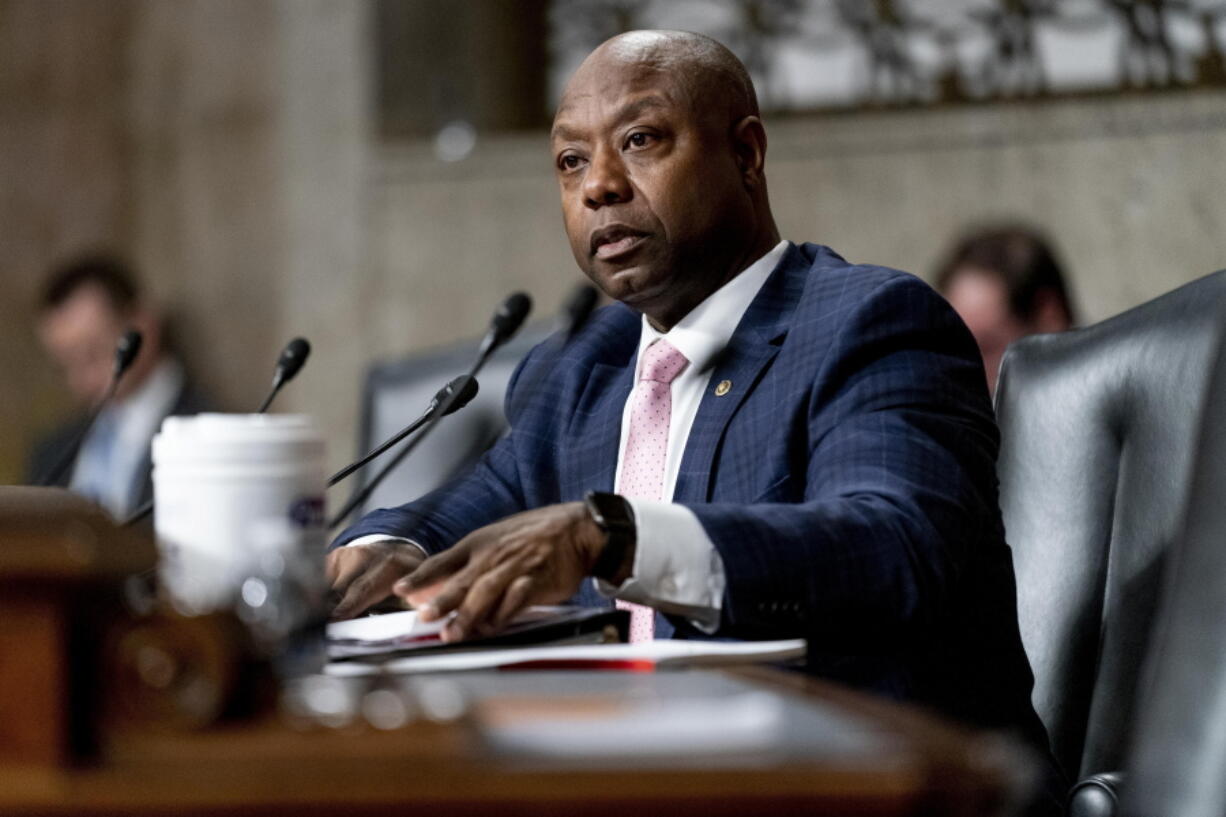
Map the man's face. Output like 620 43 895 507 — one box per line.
551 54 751 324
943 267 1028 396
38 285 129 405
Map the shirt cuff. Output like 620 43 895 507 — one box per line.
344 535 429 559
593 499 725 633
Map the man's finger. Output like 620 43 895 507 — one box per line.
398 578 446 612
417 570 477 626
394 545 469 595
443 565 519 642
330 562 396 621
327 549 369 590
324 549 342 582
491 575 535 629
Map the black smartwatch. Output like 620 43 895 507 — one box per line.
584 491 636 582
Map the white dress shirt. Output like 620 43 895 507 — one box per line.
70 357 184 518
351 240 789 633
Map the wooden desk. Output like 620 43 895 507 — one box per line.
0 490 1035 816
0 664 1034 817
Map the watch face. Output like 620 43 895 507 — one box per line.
586 492 634 583
587 492 631 529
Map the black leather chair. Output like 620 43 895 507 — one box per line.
1068 772 1124 817
1116 335 1226 817
994 270 1226 804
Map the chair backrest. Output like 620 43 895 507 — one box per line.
994 270 1226 781
1119 337 1226 817
353 324 549 515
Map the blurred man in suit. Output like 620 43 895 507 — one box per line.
328 31 1062 805
935 225 1075 396
27 254 211 518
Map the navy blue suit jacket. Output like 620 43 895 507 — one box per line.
338 243 1050 747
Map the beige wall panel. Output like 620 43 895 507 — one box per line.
761 94 1226 324
126 0 284 415
0 0 132 482
371 142 579 360
275 0 374 472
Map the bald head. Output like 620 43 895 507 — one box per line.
551 30 778 330
561 30 758 127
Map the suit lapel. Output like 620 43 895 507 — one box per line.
560 307 639 498
672 243 812 503
563 362 634 496
672 340 779 503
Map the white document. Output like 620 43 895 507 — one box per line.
327 609 445 644
325 638 807 677
326 605 584 659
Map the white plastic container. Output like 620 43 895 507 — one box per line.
152 413 326 615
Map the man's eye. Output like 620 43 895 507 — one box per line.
558 154 584 171
625 132 653 149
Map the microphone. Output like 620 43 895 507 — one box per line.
114 329 144 376
329 292 534 529
38 329 144 487
433 375 479 412
124 336 313 528
366 282 600 539
327 376 479 527
477 292 532 362
327 375 479 488
257 337 311 413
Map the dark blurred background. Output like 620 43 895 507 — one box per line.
3 0 1225 480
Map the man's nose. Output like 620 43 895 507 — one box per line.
582 146 631 209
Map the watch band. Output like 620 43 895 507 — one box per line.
585 491 636 582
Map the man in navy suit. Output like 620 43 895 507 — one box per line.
328 31 1060 797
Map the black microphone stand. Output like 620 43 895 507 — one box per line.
326 375 478 529
328 375 478 489
123 337 312 528
327 293 534 530
331 285 597 531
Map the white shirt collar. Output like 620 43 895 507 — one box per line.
635 240 789 375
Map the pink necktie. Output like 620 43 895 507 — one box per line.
616 338 689 642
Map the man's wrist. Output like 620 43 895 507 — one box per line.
584 492 637 585
343 534 429 559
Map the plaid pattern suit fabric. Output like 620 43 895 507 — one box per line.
336 243 1053 754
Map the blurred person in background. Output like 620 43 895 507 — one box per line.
26 253 211 518
934 225 1076 396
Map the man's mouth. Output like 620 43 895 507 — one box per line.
590 225 648 260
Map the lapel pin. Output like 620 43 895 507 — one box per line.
714 379 732 396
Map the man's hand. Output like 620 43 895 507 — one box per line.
326 540 428 621
392 502 606 642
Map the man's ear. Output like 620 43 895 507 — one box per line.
731 116 767 189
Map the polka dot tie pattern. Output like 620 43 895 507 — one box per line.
616 338 689 643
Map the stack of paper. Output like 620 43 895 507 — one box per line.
325 636 807 676
326 606 611 660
